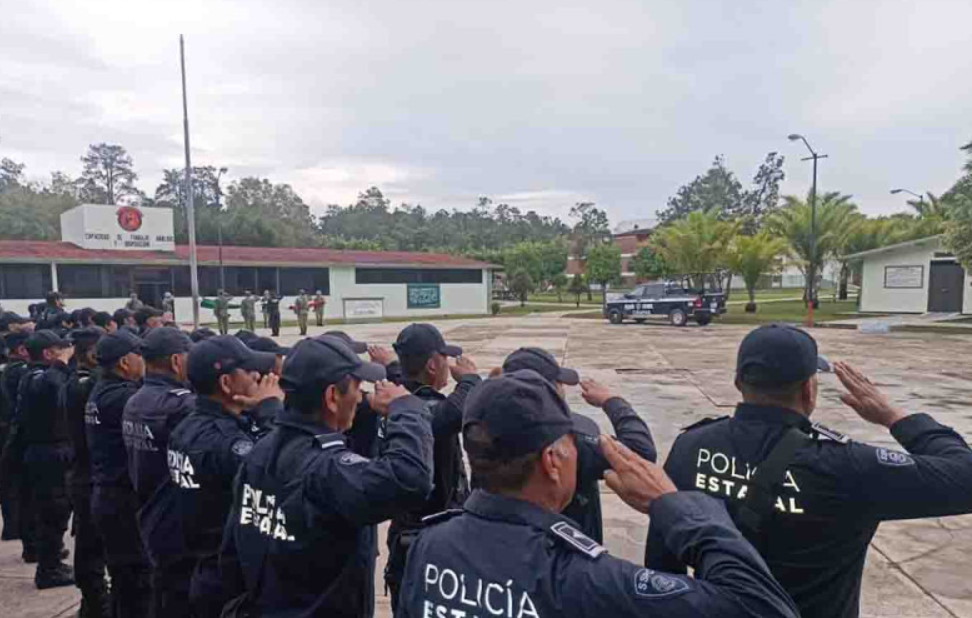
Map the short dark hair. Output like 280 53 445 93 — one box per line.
285 375 354 415
92 312 114 328
145 355 178 375
464 424 540 493
113 309 132 325
74 339 100 365
399 352 433 381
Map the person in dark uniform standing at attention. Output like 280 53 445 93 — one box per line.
167 335 283 618
647 324 972 618
384 323 481 610
0 330 33 546
261 290 271 330
500 347 656 542
219 336 434 617
398 369 800 618
266 293 282 337
19 330 76 589
62 326 111 617
86 329 149 617
121 326 195 617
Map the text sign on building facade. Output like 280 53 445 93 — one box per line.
884 265 924 289
407 283 441 309
60 204 176 251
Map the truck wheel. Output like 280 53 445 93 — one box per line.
609 310 623 324
695 314 712 326
669 308 688 327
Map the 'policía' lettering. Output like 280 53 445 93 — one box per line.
695 448 805 514
167 449 199 488
422 563 539 618
239 483 295 542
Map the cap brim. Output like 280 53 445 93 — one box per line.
817 355 832 373
242 350 278 374
557 367 580 386
351 361 387 383
440 344 463 357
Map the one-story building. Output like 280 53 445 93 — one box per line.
844 235 970 314
0 204 496 323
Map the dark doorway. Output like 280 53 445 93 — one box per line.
928 262 965 313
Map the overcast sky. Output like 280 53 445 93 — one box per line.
2 0 970 227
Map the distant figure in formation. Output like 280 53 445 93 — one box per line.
162 292 175 319
125 293 143 312
261 290 271 329
266 293 281 337
293 290 310 336
214 290 233 335
313 290 326 327
240 291 257 333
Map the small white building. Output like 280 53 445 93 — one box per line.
0 204 496 323
844 235 970 314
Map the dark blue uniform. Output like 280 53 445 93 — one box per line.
122 372 195 616
167 395 281 617
0 359 31 546
647 404 972 618
400 490 799 618
220 395 434 617
86 372 150 617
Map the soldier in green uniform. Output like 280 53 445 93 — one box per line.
240 291 257 333
293 290 310 336
162 292 175 320
214 290 233 335
313 290 326 327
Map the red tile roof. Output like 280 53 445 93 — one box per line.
0 241 494 269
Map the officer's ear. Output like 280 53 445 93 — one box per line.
802 376 818 414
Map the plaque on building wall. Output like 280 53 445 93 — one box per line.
344 298 384 320
407 283 441 309
884 265 924 289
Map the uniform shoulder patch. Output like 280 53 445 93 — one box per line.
421 509 463 526
811 422 850 444
549 521 606 559
876 447 915 467
338 451 369 466
633 569 690 599
681 416 729 432
231 439 254 456
169 388 193 397
314 435 345 451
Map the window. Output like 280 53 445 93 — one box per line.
257 268 278 295
222 267 258 295
355 268 482 285
58 265 106 298
0 264 53 299
108 266 134 297
279 268 329 295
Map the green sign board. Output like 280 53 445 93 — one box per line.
407 283 441 309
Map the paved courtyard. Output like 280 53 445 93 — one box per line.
3 315 972 617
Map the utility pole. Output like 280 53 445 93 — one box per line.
181 35 201 328
788 134 828 326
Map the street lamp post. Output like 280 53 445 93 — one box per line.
215 167 228 290
788 134 829 326
890 188 925 212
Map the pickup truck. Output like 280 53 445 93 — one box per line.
603 282 726 326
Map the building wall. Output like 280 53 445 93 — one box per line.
859 239 971 314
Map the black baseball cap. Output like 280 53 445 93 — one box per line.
393 324 461 358
235 330 259 345
503 347 579 386
188 335 276 388
736 324 831 387
134 306 163 326
319 330 367 354
281 336 386 395
5 331 31 350
463 369 588 461
92 311 114 328
113 308 133 324
190 327 218 343
143 327 192 360
248 336 290 356
68 326 106 345
96 330 144 366
25 329 72 355
0 312 31 331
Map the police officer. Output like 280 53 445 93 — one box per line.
0 330 33 545
20 330 76 588
647 324 972 618
167 335 283 617
87 329 150 617
266 293 282 337
122 326 195 616
313 289 326 327
261 290 271 329
220 336 434 617
240 290 257 333
246 336 289 375
113 308 137 333
500 347 656 542
190 327 218 343
126 292 144 312
135 306 164 334
294 290 310 336
385 323 481 609
62 326 111 617
398 369 800 618
91 312 116 333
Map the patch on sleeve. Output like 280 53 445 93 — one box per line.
633 569 690 598
169 388 193 397
812 422 850 444
231 440 254 456
550 521 606 559
876 448 914 467
339 452 369 466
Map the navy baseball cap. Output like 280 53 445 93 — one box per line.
25 330 72 355
463 369 588 461
68 326 106 345
91 311 114 328
503 347 579 386
187 335 276 387
319 330 367 354
189 327 217 343
736 324 831 387
247 336 290 356
281 336 386 395
0 312 31 331
235 330 259 345
113 308 133 324
5 331 31 350
142 327 192 360
393 324 461 358
96 330 144 366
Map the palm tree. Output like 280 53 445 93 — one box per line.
727 232 788 312
767 192 859 304
651 210 739 291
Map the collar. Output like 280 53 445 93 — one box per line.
733 403 812 431
144 373 189 389
463 490 566 532
404 379 444 399
101 371 137 385
195 396 240 421
275 407 339 437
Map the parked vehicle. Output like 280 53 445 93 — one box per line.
603 279 726 326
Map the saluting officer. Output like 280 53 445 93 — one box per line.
500 347 656 542
87 329 149 618
167 335 283 617
647 324 972 618
121 326 195 617
20 330 76 589
220 336 434 617
398 369 800 618
214 290 233 335
385 324 481 609
61 326 111 618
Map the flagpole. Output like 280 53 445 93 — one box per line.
180 34 201 327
